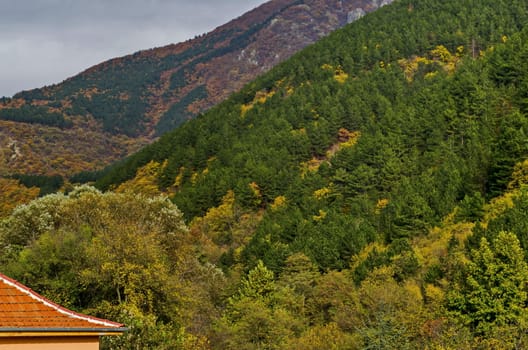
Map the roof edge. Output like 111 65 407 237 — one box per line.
0 327 128 337
0 273 124 328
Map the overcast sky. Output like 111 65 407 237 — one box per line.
0 0 268 97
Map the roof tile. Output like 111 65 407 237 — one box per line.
0 273 124 330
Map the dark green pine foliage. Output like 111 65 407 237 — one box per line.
9 174 64 197
94 0 528 271
155 85 208 135
0 105 72 128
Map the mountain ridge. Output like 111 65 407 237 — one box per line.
0 0 392 179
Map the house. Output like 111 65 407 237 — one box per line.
0 273 126 349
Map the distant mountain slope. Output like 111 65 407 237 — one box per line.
0 0 392 177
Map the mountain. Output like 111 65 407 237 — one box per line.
0 0 393 178
95 0 528 218
93 0 528 313
3 0 528 348
93 0 528 290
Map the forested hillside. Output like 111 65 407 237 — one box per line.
0 0 391 182
3 0 528 348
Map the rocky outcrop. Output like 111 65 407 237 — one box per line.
348 8 367 23
347 0 395 23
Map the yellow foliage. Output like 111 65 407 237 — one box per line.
431 45 460 74
300 128 360 179
375 198 389 213
481 191 517 228
350 242 388 270
339 130 361 148
240 89 276 117
275 77 286 86
270 195 287 211
198 191 235 228
189 190 237 253
182 332 210 350
248 182 262 207
240 103 253 117
425 71 439 79
398 56 432 82
313 209 327 221
191 172 199 185
233 246 244 262
288 322 357 349
365 265 395 284
456 45 465 57
115 160 166 196
173 166 185 187
404 279 423 302
300 157 323 178
321 63 349 83
0 178 40 217
413 222 473 269
399 46 460 82
249 181 261 197
431 45 452 63
508 159 528 190
313 187 331 200
194 204 264 264
291 128 306 136
334 67 349 84
424 283 445 305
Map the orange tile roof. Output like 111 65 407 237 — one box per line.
0 273 124 332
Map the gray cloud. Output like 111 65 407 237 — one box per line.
0 0 266 97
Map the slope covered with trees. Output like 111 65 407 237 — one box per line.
95 0 528 267
3 0 528 348
0 0 391 182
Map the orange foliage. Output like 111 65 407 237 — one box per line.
0 178 40 217
0 119 149 177
0 98 26 109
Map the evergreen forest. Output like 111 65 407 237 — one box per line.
3 0 528 348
